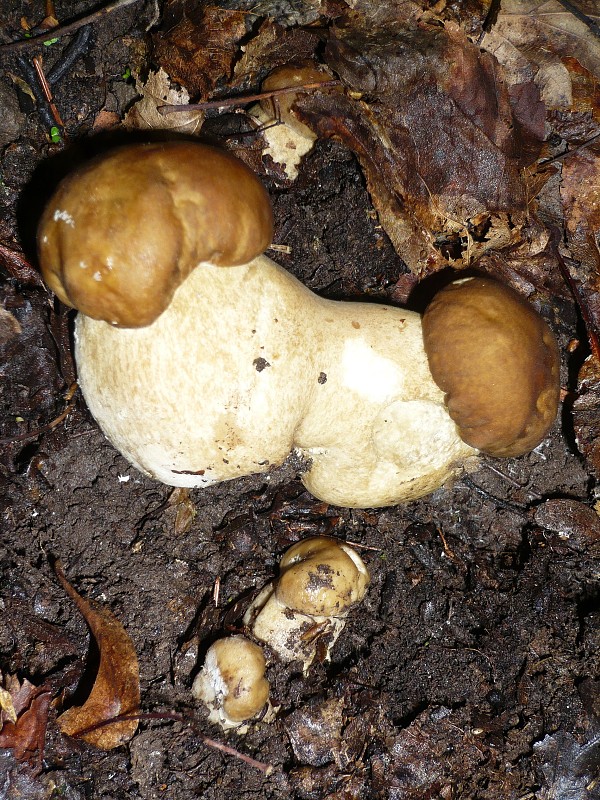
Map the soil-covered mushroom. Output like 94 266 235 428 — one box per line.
37 142 561 508
244 537 370 669
192 636 270 730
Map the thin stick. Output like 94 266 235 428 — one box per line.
67 710 274 774
32 55 66 131
0 383 78 446
0 0 142 53
159 81 341 114
554 0 600 39
538 132 600 166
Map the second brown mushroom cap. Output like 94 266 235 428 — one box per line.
422 277 560 458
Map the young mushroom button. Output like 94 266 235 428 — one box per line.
192 636 270 731
36 143 561 508
244 537 370 670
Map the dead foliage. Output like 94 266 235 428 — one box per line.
0 674 51 774
54 560 141 750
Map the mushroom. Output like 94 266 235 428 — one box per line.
192 636 270 730
38 141 273 327
422 277 560 457
37 142 561 508
251 61 334 180
243 537 370 670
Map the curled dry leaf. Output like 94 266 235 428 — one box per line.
54 561 140 750
0 675 51 774
124 68 204 134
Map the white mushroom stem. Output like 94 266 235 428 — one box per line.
75 254 475 508
244 582 347 667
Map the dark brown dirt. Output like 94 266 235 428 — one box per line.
1 2 599 799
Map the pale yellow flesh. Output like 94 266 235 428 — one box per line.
75 255 475 508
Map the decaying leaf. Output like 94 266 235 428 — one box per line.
534 498 600 551
285 698 345 767
231 20 322 90
153 4 248 97
168 487 197 535
562 144 600 287
534 730 600 800
485 1 600 101
55 561 140 750
573 355 600 479
124 68 204 134
0 675 51 774
295 13 545 275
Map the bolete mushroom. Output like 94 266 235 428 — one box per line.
243 537 370 669
38 142 273 327
253 61 334 180
37 142 561 508
192 635 270 730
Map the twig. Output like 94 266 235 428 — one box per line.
159 81 341 114
554 0 600 39
32 55 66 132
0 0 142 54
17 54 56 129
538 132 600 167
68 710 274 774
46 26 92 85
0 383 78 447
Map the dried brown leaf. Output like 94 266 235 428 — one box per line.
483 0 600 115
573 355 600 478
0 677 51 773
297 19 543 274
562 145 600 265
55 561 140 750
153 5 248 97
232 20 321 90
124 68 204 134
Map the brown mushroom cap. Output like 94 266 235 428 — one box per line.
422 277 560 458
37 141 273 328
276 536 369 617
261 61 333 137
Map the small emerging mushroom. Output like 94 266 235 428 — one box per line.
37 142 561 508
252 61 334 180
243 537 370 670
191 636 270 730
